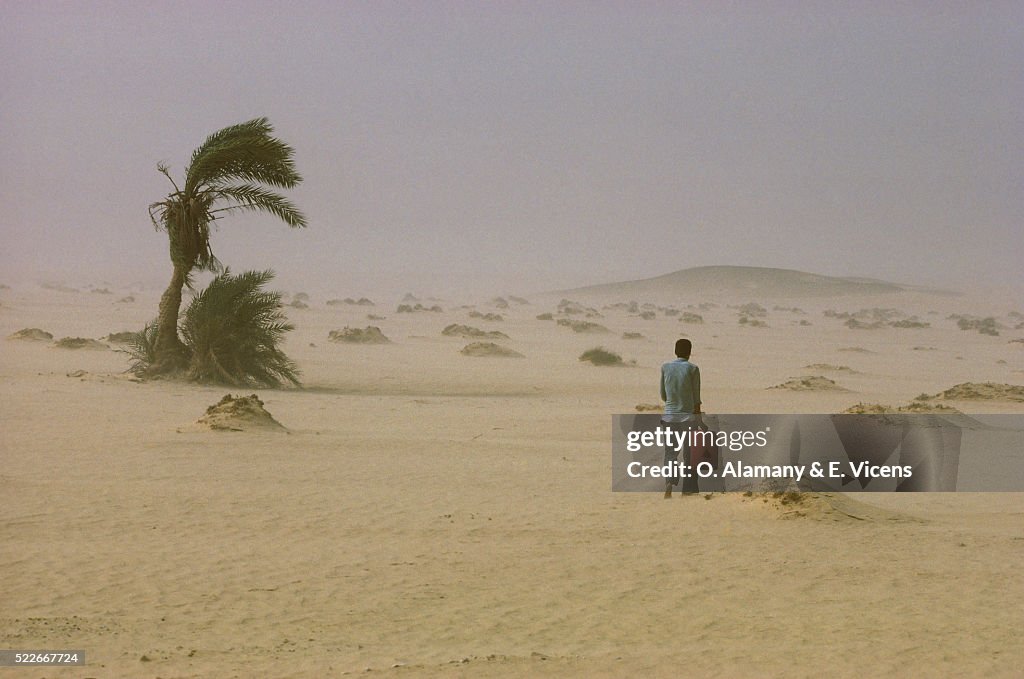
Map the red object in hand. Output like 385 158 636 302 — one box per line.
689 425 719 469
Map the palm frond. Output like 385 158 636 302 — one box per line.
208 184 307 227
122 320 162 376
184 118 302 193
179 269 300 387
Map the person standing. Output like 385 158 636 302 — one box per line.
661 338 702 498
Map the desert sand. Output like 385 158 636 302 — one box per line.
2 269 1024 678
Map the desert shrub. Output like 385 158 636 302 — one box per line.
737 302 767 317
328 326 390 344
579 347 624 366
468 311 503 321
178 270 299 387
955 316 999 336
54 337 107 349
105 331 136 343
557 318 610 333
460 342 524 358
442 324 508 339
398 303 442 313
890 319 929 328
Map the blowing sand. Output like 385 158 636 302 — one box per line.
2 278 1023 678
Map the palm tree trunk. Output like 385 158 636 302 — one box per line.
150 264 189 374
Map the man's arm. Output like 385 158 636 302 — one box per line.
693 366 702 414
659 365 667 402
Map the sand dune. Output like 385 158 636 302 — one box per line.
555 265 954 300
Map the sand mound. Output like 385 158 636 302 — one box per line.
459 342 524 358
104 331 135 343
397 303 442 313
54 337 108 350
770 376 848 391
197 394 286 432
804 363 857 373
442 324 509 340
843 402 962 414
844 318 884 329
468 311 503 321
743 491 921 523
7 328 53 341
634 403 663 412
326 296 375 306
556 319 610 334
838 347 874 353
578 347 626 366
917 382 1024 402
328 326 390 344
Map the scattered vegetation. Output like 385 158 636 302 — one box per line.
915 382 1024 402
804 364 856 373
333 297 375 306
579 347 625 366
7 328 53 341
844 318 883 330
844 402 962 414
558 299 602 318
770 376 847 391
328 326 390 344
397 303 442 313
951 315 1000 336
55 337 108 350
557 319 610 334
468 311 503 321
104 331 136 343
460 342 524 358
736 302 767 318
442 324 509 339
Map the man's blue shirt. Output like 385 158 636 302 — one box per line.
661 358 701 423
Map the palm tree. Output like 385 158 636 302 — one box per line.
147 117 306 375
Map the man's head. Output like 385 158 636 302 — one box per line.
675 338 692 359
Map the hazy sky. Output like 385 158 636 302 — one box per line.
2 1 1021 297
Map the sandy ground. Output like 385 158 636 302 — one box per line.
2 281 1023 678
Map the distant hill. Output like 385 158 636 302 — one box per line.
555 266 951 299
